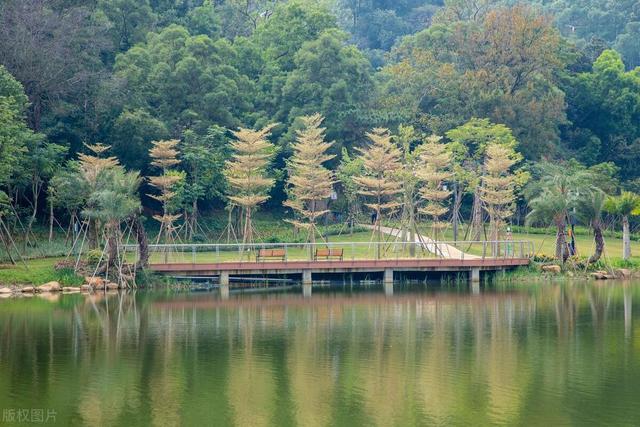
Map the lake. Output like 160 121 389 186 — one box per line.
0 282 638 426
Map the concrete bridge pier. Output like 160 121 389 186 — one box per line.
470 268 480 283
384 268 394 284
219 271 229 286
302 270 312 285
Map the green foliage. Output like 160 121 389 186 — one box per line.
562 50 640 178
48 163 89 214
279 29 375 149
111 24 253 151
111 109 169 172
85 249 104 265
82 166 141 224
98 0 156 51
380 5 567 159
0 66 39 188
525 161 592 227
180 125 230 208
254 1 337 71
605 192 640 217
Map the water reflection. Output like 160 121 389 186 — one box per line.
0 283 639 426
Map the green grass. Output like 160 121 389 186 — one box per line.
0 258 83 286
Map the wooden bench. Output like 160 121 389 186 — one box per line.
256 248 286 262
314 248 344 261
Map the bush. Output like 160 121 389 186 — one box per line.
85 249 103 265
533 253 555 263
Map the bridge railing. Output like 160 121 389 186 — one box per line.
121 240 534 265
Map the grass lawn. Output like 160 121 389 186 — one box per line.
0 257 84 286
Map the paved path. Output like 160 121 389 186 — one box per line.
362 224 480 260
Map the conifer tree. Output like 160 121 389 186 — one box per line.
479 143 519 246
353 128 402 257
148 139 183 245
416 135 452 241
396 125 421 252
284 114 335 245
224 124 276 247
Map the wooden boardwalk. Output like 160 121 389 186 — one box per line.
149 256 530 285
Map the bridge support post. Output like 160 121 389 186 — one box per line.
384 268 394 284
219 271 229 286
470 268 480 283
302 270 312 285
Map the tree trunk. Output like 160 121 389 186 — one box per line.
452 182 461 242
48 202 54 243
409 200 416 257
471 189 482 240
130 214 149 269
623 215 631 260
555 218 566 262
588 222 605 264
25 180 41 246
107 223 119 268
191 199 198 240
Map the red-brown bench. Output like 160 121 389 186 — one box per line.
256 248 286 262
314 248 344 261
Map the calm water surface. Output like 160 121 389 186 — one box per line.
0 282 639 426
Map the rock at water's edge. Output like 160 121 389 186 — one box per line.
541 265 561 274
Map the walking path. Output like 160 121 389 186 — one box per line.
362 224 481 260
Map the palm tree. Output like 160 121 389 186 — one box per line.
526 162 590 262
605 192 640 260
83 167 141 283
575 188 606 264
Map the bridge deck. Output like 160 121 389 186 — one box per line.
150 257 530 276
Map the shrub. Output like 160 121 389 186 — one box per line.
85 249 103 265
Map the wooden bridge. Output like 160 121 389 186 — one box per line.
131 240 533 288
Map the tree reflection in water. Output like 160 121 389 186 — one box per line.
0 283 638 426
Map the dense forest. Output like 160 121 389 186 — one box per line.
1 0 640 254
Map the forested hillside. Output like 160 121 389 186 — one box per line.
1 0 639 226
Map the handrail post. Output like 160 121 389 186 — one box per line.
192 244 196 264
351 242 355 261
216 244 219 263
519 241 523 259
482 241 486 260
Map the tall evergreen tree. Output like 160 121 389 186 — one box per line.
284 114 335 245
416 135 452 241
224 124 276 247
353 128 402 257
